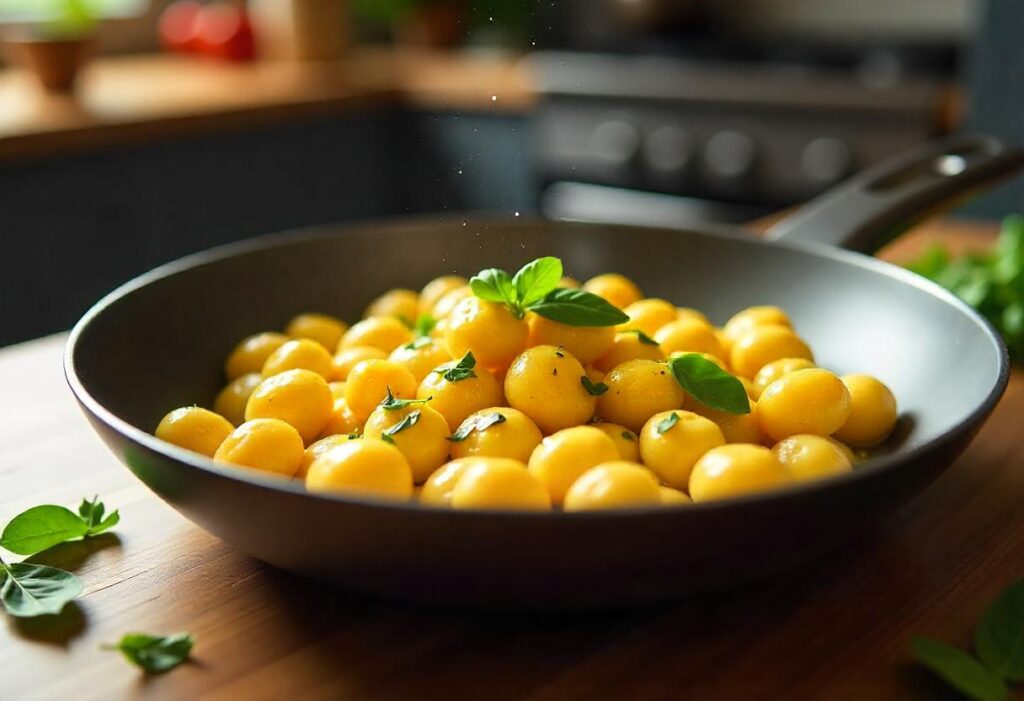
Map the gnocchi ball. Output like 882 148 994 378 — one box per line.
723 305 793 348
285 313 347 351
677 307 711 326
445 297 529 371
752 357 816 397
833 374 898 448
527 426 620 505
729 324 813 379
689 400 766 446
299 434 353 479
420 275 468 316
262 339 335 379
306 439 413 501
772 434 853 482
639 410 725 489
320 397 363 438
450 458 551 511
156 406 234 457
660 486 691 505
527 314 615 365
420 458 479 507
245 368 334 443
364 403 451 482
620 298 678 336
450 407 542 463
689 444 791 502
328 381 347 400
213 372 262 426
332 345 387 381
559 276 581 289
563 462 662 511
591 422 640 462
225 332 288 380
582 273 643 309
593 331 666 373
365 288 420 324
339 317 413 354
655 319 726 360
417 359 504 431
504 345 596 434
344 359 419 422
430 286 473 320
756 368 851 442
214 418 304 477
597 359 685 433
388 338 452 382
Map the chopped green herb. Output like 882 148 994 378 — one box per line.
378 387 431 411
383 410 421 440
621 430 635 441
656 412 679 434
554 346 565 357
448 412 507 442
106 632 194 674
581 376 609 396
668 354 750 414
438 352 477 382
619 329 659 345
403 336 433 351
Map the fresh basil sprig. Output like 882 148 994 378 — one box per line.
912 579 1023 701
436 352 477 383
448 412 507 442
0 557 83 618
469 257 628 327
581 376 609 396
379 387 430 412
668 354 751 415
106 632 194 674
0 497 119 556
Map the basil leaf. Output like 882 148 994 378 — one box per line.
527 288 629 327
621 430 635 441
448 412 506 442
0 561 83 617
379 386 430 411
656 412 679 434
383 410 421 439
403 336 433 351
0 505 88 556
669 354 751 414
470 268 515 305
438 352 477 383
580 376 609 396
412 314 436 339
78 496 119 536
974 579 1024 682
108 632 194 673
620 328 659 346
512 257 563 307
912 636 1009 701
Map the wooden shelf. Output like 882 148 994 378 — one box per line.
0 48 536 161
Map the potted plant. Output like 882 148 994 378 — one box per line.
4 0 98 93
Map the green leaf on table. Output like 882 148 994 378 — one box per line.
78 496 120 536
527 288 629 327
580 375 609 396
107 632 194 674
448 412 506 442
512 256 563 307
0 505 88 556
437 352 477 383
912 636 1008 701
974 579 1024 683
669 354 751 414
470 268 515 306
0 560 83 618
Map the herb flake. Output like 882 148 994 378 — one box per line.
438 352 478 383
656 412 680 434
448 412 507 442
581 376 609 396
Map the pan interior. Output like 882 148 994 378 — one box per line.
71 219 1003 457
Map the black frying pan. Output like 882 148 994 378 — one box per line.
66 135 1023 607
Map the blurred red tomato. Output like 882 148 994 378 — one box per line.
194 4 256 62
158 1 203 53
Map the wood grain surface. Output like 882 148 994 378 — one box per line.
0 223 1021 701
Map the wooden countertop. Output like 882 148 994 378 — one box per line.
1 221 1020 700
0 48 535 161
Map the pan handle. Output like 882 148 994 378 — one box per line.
764 134 1024 252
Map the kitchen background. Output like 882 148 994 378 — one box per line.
0 0 1020 347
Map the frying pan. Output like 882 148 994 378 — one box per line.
66 134 1023 608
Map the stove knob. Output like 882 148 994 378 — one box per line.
644 125 693 178
704 130 756 181
801 137 853 186
591 119 640 168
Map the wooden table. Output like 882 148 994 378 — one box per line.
1 223 1021 700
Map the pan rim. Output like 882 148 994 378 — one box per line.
64 215 1011 519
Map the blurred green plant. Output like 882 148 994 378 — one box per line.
353 0 535 35
906 216 1024 362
